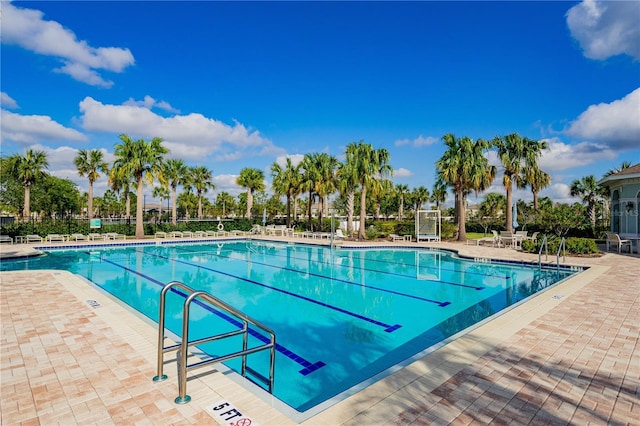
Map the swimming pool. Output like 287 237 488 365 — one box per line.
1 240 580 415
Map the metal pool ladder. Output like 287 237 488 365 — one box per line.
153 281 276 404
538 236 566 268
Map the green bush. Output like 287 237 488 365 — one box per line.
441 222 456 239
520 236 599 255
365 225 379 240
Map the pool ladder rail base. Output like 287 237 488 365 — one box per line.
153 281 276 404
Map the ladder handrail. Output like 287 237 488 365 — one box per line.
557 237 566 267
152 281 276 405
538 235 548 267
175 291 276 403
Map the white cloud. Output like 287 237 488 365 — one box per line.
394 167 414 178
123 95 180 114
78 96 284 161
212 174 243 196
394 134 439 147
565 88 640 150
539 137 617 172
274 154 305 167
1 2 134 87
566 0 640 61
539 183 574 205
0 92 19 109
1 109 87 144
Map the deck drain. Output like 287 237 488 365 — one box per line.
86 299 102 308
552 295 565 300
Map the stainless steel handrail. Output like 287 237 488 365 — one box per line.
557 237 566 267
538 235 548 267
152 281 276 405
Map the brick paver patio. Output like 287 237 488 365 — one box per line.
1 239 638 425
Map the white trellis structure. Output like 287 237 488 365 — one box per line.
416 210 441 242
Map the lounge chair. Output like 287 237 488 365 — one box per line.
205 230 218 237
70 233 88 241
194 230 206 238
169 231 183 238
471 232 498 247
389 234 404 242
88 233 106 241
334 229 346 239
606 232 631 253
25 234 43 243
155 231 168 238
105 232 126 240
182 231 194 238
0 235 13 244
45 234 67 242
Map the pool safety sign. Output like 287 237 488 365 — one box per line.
209 400 258 426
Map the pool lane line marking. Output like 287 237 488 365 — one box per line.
99 256 326 376
171 245 452 306
199 242 486 291
138 249 407 331
331 251 511 281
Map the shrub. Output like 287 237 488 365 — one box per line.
365 225 379 240
520 236 599 255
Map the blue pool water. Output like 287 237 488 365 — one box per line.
1 240 579 413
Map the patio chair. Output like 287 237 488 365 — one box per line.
334 229 346 239
25 234 43 243
105 232 126 240
70 233 88 241
88 233 106 241
605 232 631 253
169 231 183 238
389 234 404 242
155 231 168 238
0 235 14 244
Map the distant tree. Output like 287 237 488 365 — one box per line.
237 168 265 219
337 142 361 235
113 135 168 238
190 165 215 219
163 159 188 225
271 157 302 228
411 186 430 212
7 149 49 220
570 175 605 234
431 178 448 210
215 191 236 217
74 149 108 220
395 184 410 220
436 134 495 241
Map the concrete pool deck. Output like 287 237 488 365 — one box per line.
1 238 638 425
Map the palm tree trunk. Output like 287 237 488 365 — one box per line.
246 190 253 219
318 197 324 232
293 196 298 222
136 177 145 239
23 184 31 220
457 190 467 241
359 185 367 239
307 191 313 230
125 184 131 218
285 194 291 228
88 180 94 220
171 186 177 225
506 184 513 233
346 190 354 235
198 192 203 219
532 189 539 211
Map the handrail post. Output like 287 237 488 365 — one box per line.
175 291 202 404
241 320 248 377
153 281 185 381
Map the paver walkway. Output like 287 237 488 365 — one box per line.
1 240 638 425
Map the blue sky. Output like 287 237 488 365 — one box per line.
2 0 639 207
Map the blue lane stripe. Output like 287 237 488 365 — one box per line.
99 257 325 375
174 245 452 306
332 250 511 281
203 243 484 291
139 249 405 331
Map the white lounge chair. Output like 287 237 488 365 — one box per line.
45 234 67 242
88 233 105 241
105 232 126 240
169 231 183 238
0 235 13 244
70 233 88 241
606 232 631 253
25 234 43 243
389 234 404 242
155 231 168 238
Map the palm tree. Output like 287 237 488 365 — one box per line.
519 138 550 211
351 141 393 239
436 134 495 242
337 143 360 236
271 157 301 228
300 154 320 230
603 161 632 177
163 159 189 225
8 149 49 220
431 178 448 210
395 184 410 220
152 184 170 221
308 153 338 231
74 149 108 220
492 133 533 232
570 175 604 233
109 138 136 219
215 191 235 217
236 167 265 219
190 165 215 219
411 186 430 212
113 135 168 238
